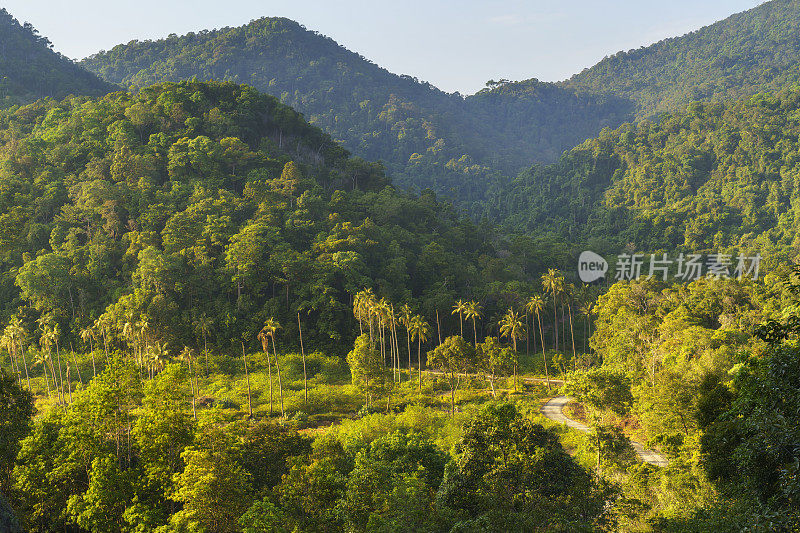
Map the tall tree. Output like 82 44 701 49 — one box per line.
542 269 564 353
452 300 467 338
409 315 430 394
398 303 413 374
178 346 198 419
526 295 551 390
262 318 284 417
464 301 482 347
499 308 524 391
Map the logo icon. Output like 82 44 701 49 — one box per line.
578 251 607 283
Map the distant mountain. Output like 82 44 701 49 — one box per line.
0 9 115 105
79 1 800 211
79 17 631 207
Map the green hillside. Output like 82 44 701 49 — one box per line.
79 17 631 206
487 87 800 264
0 79 537 354
0 9 115 105
562 0 800 117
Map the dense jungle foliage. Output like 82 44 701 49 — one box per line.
486 86 800 268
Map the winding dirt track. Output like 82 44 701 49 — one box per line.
541 396 669 467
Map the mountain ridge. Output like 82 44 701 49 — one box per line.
0 8 115 105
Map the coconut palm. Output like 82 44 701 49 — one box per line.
241 341 253 418
11 318 31 391
464 301 482 347
354 289 377 341
5 317 30 390
353 289 375 335
39 326 62 403
499 308 525 390
32 351 53 400
0 330 21 386
257 326 275 415
579 299 594 355
148 341 169 377
408 315 430 394
526 295 550 390
0 330 18 384
44 322 66 400
542 269 564 352
261 318 284 417
94 316 110 362
564 282 578 365
80 326 97 378
452 299 467 337
297 312 308 405
398 303 413 374
178 346 198 419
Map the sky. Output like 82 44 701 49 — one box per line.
3 0 766 95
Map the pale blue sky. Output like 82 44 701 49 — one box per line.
4 0 765 95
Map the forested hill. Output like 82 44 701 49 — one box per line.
485 87 800 264
0 9 115 105
0 80 529 355
79 17 631 206
561 0 800 118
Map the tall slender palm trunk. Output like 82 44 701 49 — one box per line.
537 311 550 390
568 302 577 369
242 342 252 418
553 297 559 353
298 313 307 405
55 340 65 399
271 337 285 417
417 338 422 394
188 358 197 420
20 344 31 390
265 346 274 416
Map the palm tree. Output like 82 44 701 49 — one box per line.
409 315 430 394
452 299 467 338
375 298 391 366
262 318 284 417
39 326 62 404
499 308 525 391
564 282 578 366
354 289 377 342
148 342 169 377
579 299 594 355
48 323 66 400
32 351 52 400
399 304 413 375
94 316 110 362
178 347 197 420
297 312 308 405
464 301 482 347
0 330 19 385
241 341 253 418
542 269 564 352
80 326 97 378
6 317 30 391
257 326 274 415
353 289 376 336
526 295 550 390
